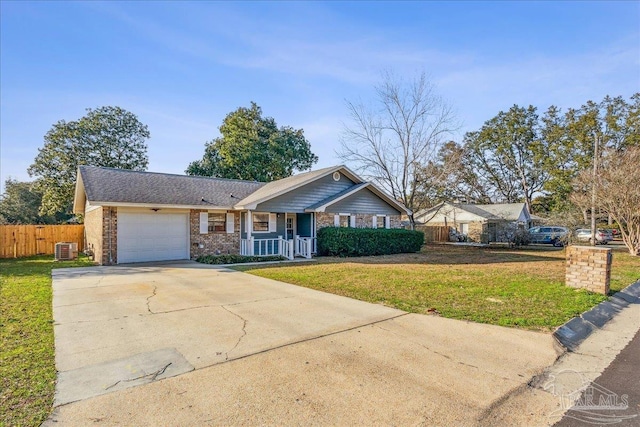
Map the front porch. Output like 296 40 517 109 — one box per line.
240 212 317 260
240 235 316 260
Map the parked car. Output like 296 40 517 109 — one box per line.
528 226 569 247
575 228 613 245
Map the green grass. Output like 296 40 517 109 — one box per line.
0 255 93 427
236 245 640 331
0 246 637 426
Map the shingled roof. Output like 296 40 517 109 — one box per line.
74 165 410 215
415 202 529 223
472 203 529 221
74 166 265 212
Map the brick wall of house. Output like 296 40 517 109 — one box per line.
565 246 612 295
102 207 118 265
84 207 103 264
388 215 402 229
84 206 117 265
315 212 402 230
189 210 241 258
316 213 335 229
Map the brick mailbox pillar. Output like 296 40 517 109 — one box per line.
565 246 612 295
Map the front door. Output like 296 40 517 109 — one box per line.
286 214 296 240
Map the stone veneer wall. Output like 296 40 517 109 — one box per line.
189 210 241 258
565 245 612 295
315 212 403 230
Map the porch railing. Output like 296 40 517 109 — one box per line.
295 236 314 259
240 237 294 260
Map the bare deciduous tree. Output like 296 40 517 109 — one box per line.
339 71 458 226
572 147 640 255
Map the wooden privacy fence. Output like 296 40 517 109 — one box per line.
414 225 451 243
0 225 84 258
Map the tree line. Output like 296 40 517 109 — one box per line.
0 104 317 223
424 94 639 215
338 72 638 255
1 74 637 254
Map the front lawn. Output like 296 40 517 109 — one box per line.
0 255 93 427
235 245 640 331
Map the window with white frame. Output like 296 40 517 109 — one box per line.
252 213 269 232
334 214 354 228
208 213 226 232
373 215 390 229
252 212 278 233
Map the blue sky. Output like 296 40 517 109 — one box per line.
1 1 638 192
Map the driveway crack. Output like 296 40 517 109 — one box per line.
221 305 248 360
105 362 172 390
146 285 158 314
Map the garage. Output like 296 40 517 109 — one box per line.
117 211 189 264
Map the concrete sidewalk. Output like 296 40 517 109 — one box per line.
47 262 561 426
477 296 640 426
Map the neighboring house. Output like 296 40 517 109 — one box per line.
414 202 532 243
73 165 409 265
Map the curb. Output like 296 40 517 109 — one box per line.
553 280 640 351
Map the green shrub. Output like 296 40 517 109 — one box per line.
317 227 424 257
196 254 286 264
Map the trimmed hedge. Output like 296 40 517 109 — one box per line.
317 227 424 257
196 254 286 264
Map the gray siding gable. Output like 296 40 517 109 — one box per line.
255 174 355 213
325 188 401 215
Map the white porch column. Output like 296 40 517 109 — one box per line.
312 213 317 253
247 210 253 255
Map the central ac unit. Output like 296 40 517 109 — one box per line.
55 242 78 261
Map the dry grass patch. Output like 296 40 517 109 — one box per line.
235 244 639 331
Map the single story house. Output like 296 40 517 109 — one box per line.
73 165 409 264
414 202 532 243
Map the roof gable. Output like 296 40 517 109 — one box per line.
305 183 408 214
233 165 363 210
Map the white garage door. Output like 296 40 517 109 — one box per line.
117 212 189 263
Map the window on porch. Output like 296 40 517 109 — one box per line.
252 212 276 233
253 213 269 232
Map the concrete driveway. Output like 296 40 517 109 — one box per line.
48 261 561 426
